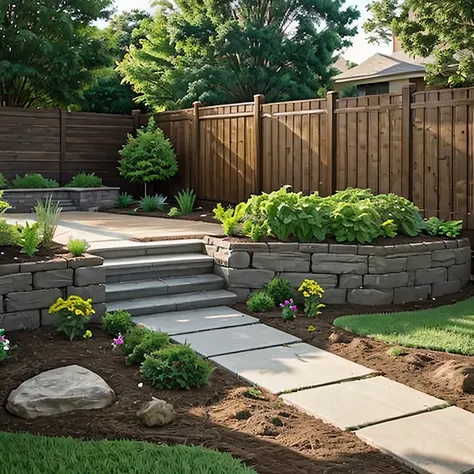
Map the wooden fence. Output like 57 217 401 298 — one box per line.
1 85 474 227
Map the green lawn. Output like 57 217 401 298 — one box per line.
334 297 474 355
0 432 255 474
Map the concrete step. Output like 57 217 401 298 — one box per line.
105 274 225 302
92 239 203 259
104 253 214 282
107 289 237 317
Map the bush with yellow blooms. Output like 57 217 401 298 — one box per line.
49 295 95 340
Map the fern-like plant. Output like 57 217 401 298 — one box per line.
18 222 42 256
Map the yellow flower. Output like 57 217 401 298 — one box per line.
83 330 92 339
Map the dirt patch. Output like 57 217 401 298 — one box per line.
1 327 412 474
106 207 218 224
240 283 474 415
0 243 69 265
131 235 224 243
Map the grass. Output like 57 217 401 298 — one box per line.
0 432 256 474
334 297 474 355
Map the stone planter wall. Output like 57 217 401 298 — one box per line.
4 187 120 213
204 237 472 305
0 255 106 331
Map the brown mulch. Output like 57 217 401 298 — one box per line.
131 235 224 243
240 283 474 416
105 207 218 224
0 243 69 265
0 328 412 474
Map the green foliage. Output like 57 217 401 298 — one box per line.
103 310 133 336
213 203 247 236
340 84 359 98
246 291 275 313
380 219 398 238
122 325 153 356
0 219 21 247
425 217 463 238
331 188 374 203
175 188 196 215
34 196 62 247
67 172 102 188
117 0 359 110
119 118 178 192
11 174 59 189
67 237 90 257
265 277 294 305
298 279 325 318
0 328 10 362
18 222 42 256
139 194 167 212
141 344 214 390
0 191 11 215
0 431 256 474
126 331 170 365
245 387 264 399
0 173 9 189
168 207 180 217
115 192 135 208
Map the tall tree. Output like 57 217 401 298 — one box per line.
364 0 474 87
0 0 113 107
117 0 359 110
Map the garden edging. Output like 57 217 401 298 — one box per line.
204 236 471 305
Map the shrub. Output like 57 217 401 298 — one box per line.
0 191 10 215
213 202 247 236
126 331 170 365
280 299 297 321
175 188 196 215
103 310 133 336
11 173 59 189
18 222 42 256
168 207 180 217
0 173 9 189
119 117 178 195
246 291 275 313
122 325 153 356
34 195 61 247
67 172 102 188
67 237 89 256
141 344 214 390
115 193 135 209
0 329 10 362
298 279 325 317
139 194 167 212
426 217 463 238
48 295 95 340
265 277 294 305
0 219 20 246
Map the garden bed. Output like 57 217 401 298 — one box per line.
106 206 217 224
0 327 412 474
0 243 69 265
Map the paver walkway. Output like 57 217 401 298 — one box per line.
136 305 474 474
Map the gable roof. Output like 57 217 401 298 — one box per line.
334 51 427 83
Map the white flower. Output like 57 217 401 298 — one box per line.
3 345 9 351
138 382 143 388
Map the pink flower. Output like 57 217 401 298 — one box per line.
284 300 290 305
279 303 284 307
290 305 297 311
112 333 124 349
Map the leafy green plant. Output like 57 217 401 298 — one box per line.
380 219 397 238
246 291 275 313
0 191 11 215
0 219 21 246
119 117 178 196
245 387 264 400
175 188 196 215
141 344 214 390
115 193 135 209
139 194 167 212
280 299 297 321
67 172 102 188
265 277 294 305
0 173 9 189
298 279 325 318
122 325 153 356
18 222 42 256
330 188 374 203
34 195 61 247
168 207 180 217
11 173 59 189
67 237 89 257
103 310 133 336
426 217 463 238
126 331 170 365
213 202 247 236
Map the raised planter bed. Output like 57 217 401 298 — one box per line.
205 236 472 305
3 187 120 213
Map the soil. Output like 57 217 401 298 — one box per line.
131 235 224 243
106 206 218 224
0 328 412 474
0 243 69 265
239 283 474 416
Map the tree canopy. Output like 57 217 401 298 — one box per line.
0 0 113 107
117 0 359 110
364 0 474 87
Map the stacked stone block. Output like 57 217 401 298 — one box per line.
205 237 471 305
0 255 105 331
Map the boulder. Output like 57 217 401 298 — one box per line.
433 360 474 394
137 398 177 427
6 365 115 419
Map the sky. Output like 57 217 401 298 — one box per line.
110 0 393 64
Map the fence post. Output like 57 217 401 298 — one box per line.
192 101 201 194
254 94 265 193
59 109 66 185
326 91 338 195
402 84 415 200
131 109 141 132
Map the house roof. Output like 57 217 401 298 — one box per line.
333 57 349 74
334 51 427 83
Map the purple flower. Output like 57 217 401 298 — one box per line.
284 300 290 305
290 305 297 311
0 335 5 343
279 303 284 307
289 299 294 303
112 333 124 349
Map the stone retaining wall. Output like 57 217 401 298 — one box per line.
204 237 472 305
0 255 106 331
4 187 120 212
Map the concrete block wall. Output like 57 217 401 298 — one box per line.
205 237 472 305
0 255 106 331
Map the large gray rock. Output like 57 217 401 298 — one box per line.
6 365 115 419
137 398 177 427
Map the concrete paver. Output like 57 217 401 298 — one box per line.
211 342 374 393
281 376 448 430
356 406 474 474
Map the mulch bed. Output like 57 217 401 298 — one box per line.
0 243 69 265
105 207 218 224
0 328 412 474
239 283 474 416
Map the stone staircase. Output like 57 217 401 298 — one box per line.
58 199 78 212
92 240 237 317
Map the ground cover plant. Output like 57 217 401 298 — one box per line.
10 173 59 189
139 194 167 212
103 310 133 336
213 187 462 243
0 432 255 474
173 188 196 216
67 172 102 188
265 277 294 305
246 291 275 313
67 237 89 256
334 297 474 355
115 192 135 209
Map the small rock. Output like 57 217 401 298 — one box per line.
347 337 373 352
235 409 252 420
433 360 474 394
271 416 283 426
405 353 434 368
328 332 349 344
137 397 176 427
